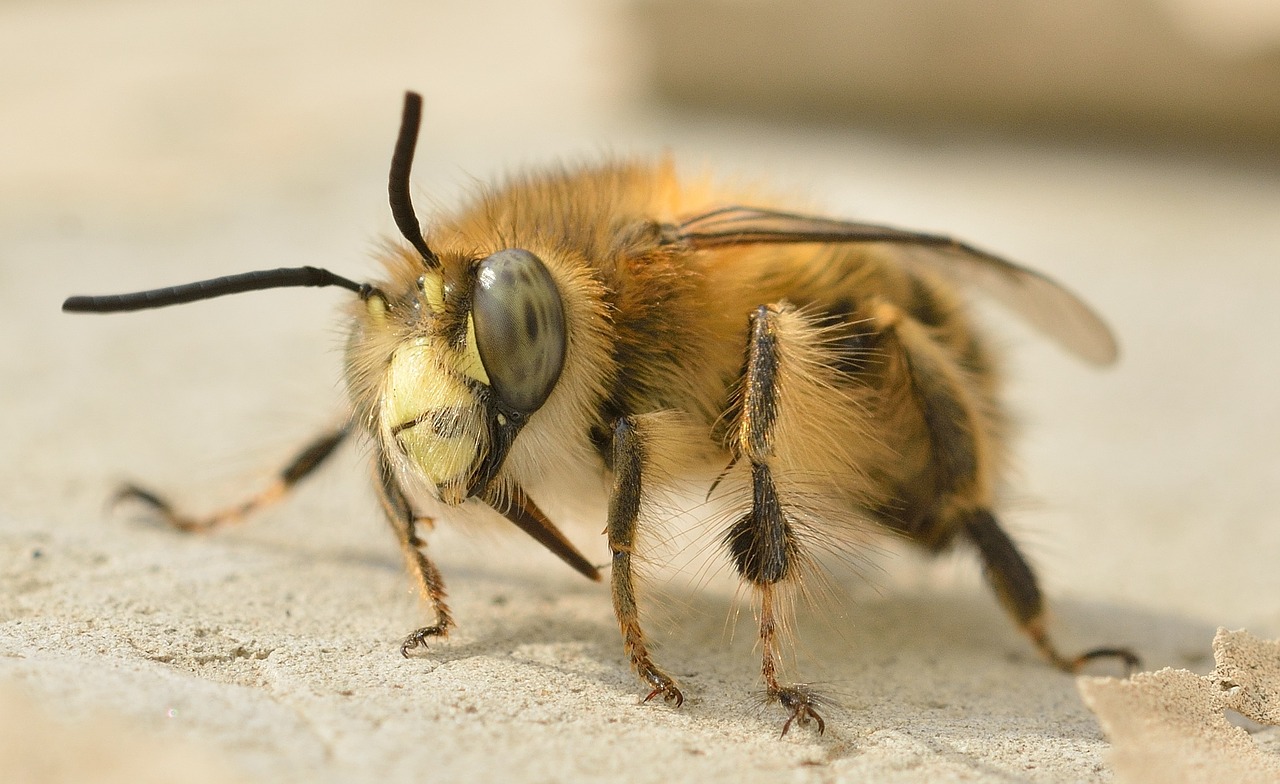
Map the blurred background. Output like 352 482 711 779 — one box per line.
4 0 1278 235
2 1 1278 780
643 0 1280 153
5 0 1277 607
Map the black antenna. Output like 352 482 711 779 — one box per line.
62 266 366 313
62 92 436 315
389 91 439 268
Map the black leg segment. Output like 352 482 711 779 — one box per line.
606 416 683 706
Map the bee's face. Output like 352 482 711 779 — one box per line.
350 247 567 504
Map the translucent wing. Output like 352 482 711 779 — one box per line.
673 206 1117 366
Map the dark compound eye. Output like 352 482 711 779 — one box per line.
472 249 567 415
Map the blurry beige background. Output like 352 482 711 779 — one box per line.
2 1 1278 782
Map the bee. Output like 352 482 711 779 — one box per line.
64 91 1137 735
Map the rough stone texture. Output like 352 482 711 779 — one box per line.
1080 630 1280 783
3 1 1278 782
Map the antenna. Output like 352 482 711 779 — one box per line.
62 266 367 313
388 91 439 268
62 92 444 314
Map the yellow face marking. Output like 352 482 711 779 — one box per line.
364 291 387 325
420 271 446 315
454 314 490 387
381 337 482 490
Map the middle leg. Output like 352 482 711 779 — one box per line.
606 416 684 706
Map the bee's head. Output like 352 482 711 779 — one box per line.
353 244 567 504
62 91 608 580
346 91 575 503
63 91 570 505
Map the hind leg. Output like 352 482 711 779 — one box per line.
872 300 1137 672
725 304 830 735
964 508 1138 671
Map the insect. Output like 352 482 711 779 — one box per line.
64 91 1137 735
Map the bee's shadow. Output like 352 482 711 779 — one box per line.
394 557 1220 746
155 518 1219 745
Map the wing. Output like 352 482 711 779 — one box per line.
672 206 1118 366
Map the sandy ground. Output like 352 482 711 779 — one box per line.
3 1 1279 782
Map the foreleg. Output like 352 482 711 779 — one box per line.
375 451 454 657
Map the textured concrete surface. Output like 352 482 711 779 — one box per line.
1080 630 1280 783
3 1 1278 781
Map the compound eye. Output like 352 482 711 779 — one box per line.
472 249 566 415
